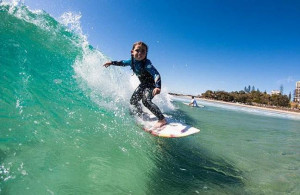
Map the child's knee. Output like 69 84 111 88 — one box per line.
142 98 151 108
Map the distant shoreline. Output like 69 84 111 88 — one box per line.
170 94 300 116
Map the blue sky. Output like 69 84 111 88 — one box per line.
24 0 300 96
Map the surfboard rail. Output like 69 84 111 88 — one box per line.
140 115 200 138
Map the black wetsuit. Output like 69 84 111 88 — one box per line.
111 59 165 120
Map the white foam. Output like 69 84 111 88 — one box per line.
59 12 83 35
1 0 23 7
1 0 46 29
203 100 300 120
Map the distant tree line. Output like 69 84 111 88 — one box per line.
201 87 290 107
244 85 258 93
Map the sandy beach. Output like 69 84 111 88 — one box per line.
171 95 300 116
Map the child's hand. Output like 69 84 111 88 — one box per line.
152 88 161 96
103 61 112 68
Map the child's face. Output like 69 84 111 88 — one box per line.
131 44 147 61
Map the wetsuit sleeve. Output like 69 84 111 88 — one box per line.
145 60 161 88
111 59 131 67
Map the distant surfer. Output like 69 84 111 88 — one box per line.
189 96 198 107
103 41 167 128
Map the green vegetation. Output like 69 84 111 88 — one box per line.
201 89 290 107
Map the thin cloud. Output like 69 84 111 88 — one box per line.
277 76 295 84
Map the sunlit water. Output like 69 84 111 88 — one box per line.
1 2 299 194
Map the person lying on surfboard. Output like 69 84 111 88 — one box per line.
103 41 167 128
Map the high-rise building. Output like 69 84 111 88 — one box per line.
294 81 300 102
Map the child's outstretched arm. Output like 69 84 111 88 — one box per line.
103 60 130 68
103 61 113 68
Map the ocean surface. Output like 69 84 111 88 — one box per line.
1 2 300 194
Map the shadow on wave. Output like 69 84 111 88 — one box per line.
146 109 246 194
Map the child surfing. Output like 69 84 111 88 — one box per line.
103 41 167 128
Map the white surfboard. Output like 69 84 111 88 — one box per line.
183 102 204 108
137 114 200 138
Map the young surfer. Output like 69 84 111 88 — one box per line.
103 41 167 128
189 96 198 107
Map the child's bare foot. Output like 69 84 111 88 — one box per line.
154 119 167 128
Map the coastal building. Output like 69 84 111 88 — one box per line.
294 81 300 102
271 90 281 95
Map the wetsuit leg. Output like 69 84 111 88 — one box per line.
130 85 144 116
142 88 165 120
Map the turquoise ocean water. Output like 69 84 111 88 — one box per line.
1 3 300 194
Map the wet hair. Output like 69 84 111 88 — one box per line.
132 41 148 54
131 41 148 69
